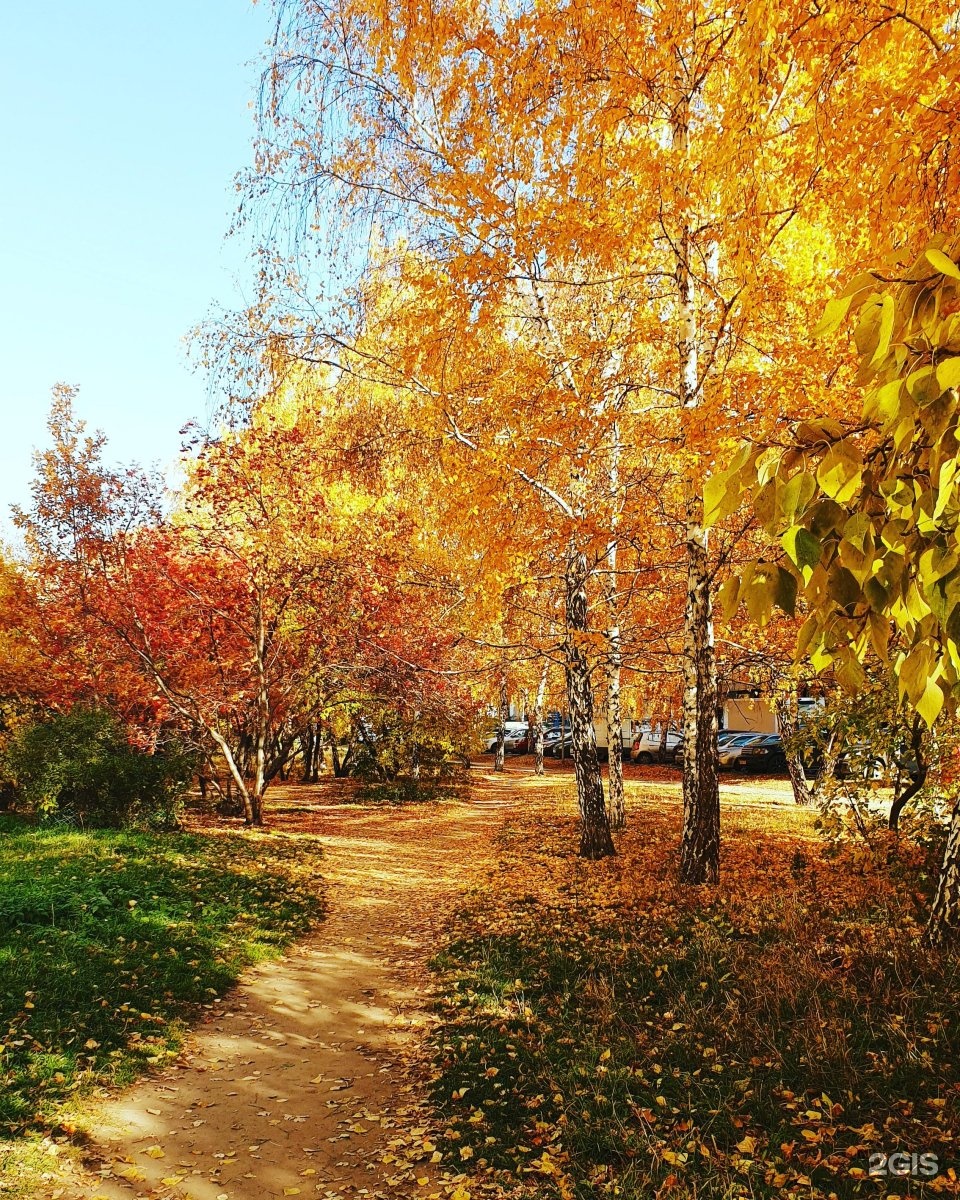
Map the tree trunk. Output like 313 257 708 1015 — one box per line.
605 667 625 830
564 543 615 859
604 533 625 831
356 716 387 780
658 715 672 762
775 690 813 806
209 728 258 825
679 506 720 883
251 601 269 825
889 716 926 832
605 416 625 829
411 718 421 782
925 798 960 948
328 724 345 778
313 723 325 779
533 659 548 777
494 671 507 772
301 725 315 782
674 144 720 883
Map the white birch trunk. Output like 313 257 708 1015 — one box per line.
564 541 615 858
533 658 548 777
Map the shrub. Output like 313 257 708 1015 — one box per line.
3 708 193 829
351 713 471 803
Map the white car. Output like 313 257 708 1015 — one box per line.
630 727 682 764
484 721 529 752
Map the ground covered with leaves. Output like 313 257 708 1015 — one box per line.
0 815 324 1158
429 783 960 1199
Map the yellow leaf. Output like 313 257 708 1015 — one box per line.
145 1145 165 1159
736 1135 757 1154
451 1189 471 1200
926 247 960 280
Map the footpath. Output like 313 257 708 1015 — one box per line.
51 773 520 1200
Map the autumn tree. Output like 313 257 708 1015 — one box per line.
14 387 460 825
246 0 955 876
714 237 960 944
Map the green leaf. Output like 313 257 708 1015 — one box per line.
925 247 960 280
703 468 739 528
782 526 821 579
781 471 816 521
773 567 798 616
907 365 939 404
827 567 861 610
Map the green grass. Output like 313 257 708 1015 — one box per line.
0 815 324 1142
429 805 960 1199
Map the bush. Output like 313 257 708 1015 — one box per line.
3 708 193 829
351 714 470 804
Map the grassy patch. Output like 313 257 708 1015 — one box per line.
430 791 960 1199
0 815 323 1145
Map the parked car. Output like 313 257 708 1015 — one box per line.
717 732 772 768
670 730 748 766
547 732 574 757
631 727 682 764
835 743 886 781
504 729 531 754
729 734 787 773
484 721 529 752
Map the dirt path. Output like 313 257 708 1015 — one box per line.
51 773 524 1200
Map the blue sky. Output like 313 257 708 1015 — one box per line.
0 1 273 534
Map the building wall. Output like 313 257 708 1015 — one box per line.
722 697 778 734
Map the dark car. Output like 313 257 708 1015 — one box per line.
546 732 573 757
672 730 760 766
717 732 771 768
731 734 787 773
